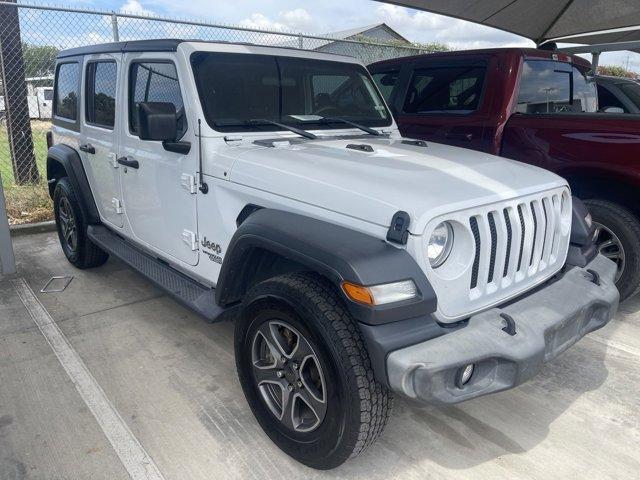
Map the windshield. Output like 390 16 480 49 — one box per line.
191 52 391 132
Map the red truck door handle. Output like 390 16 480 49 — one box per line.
445 132 474 141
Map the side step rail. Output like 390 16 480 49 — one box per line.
87 225 226 322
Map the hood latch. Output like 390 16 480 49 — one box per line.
387 211 410 245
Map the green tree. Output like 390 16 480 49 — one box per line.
22 43 59 79
348 34 449 63
597 65 638 79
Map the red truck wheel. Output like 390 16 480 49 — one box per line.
585 199 640 301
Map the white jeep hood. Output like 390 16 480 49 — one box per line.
228 136 567 234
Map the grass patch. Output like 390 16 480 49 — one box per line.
1 121 53 225
4 182 53 225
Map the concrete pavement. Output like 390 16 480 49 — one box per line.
1 231 639 479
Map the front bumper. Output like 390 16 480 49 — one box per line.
386 254 619 405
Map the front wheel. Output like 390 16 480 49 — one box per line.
235 272 392 469
584 199 640 301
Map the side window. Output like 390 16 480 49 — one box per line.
54 62 80 120
403 66 485 114
129 61 186 138
516 60 573 113
85 61 117 128
371 69 399 103
597 84 626 112
572 66 597 113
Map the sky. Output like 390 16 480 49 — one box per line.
29 0 640 71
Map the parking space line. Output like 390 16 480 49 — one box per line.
11 277 166 480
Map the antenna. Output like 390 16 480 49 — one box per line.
198 119 208 194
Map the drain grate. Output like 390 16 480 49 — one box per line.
41 276 74 293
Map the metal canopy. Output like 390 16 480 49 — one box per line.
554 27 640 56
561 40 640 55
375 0 640 45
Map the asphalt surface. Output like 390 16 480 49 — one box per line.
1 231 639 479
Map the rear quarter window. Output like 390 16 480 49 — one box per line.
54 62 80 120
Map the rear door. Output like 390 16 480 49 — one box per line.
119 54 199 266
80 54 123 228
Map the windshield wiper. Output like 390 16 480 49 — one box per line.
319 116 381 136
246 119 317 140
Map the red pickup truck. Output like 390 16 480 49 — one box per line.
370 48 640 301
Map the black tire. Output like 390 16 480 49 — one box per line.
584 199 640 301
235 272 392 469
53 177 109 269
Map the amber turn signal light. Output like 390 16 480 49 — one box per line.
342 282 375 306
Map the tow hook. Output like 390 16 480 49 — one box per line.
500 312 517 336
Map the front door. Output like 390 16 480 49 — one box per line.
394 57 494 153
119 54 199 266
80 54 123 228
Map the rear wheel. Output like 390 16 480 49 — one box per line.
235 272 392 469
53 177 109 269
584 199 640 301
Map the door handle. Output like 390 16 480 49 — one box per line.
79 143 95 154
445 132 474 142
116 156 139 169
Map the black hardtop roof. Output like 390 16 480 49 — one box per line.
56 38 360 61
57 39 184 59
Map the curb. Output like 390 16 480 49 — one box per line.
9 220 56 237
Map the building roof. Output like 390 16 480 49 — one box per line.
325 23 410 43
278 22 410 50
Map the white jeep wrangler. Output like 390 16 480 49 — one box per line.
47 39 619 469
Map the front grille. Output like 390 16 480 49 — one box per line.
425 187 571 322
469 193 565 292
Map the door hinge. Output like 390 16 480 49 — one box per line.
180 173 197 194
182 230 198 251
112 198 123 214
108 152 119 168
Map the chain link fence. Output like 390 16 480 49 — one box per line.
0 1 426 224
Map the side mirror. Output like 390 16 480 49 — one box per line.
380 74 396 86
600 106 624 114
137 102 177 141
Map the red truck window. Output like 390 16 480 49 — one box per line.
371 70 399 102
403 66 485 114
516 60 597 114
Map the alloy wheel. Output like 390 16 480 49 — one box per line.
58 196 78 254
251 320 327 433
593 221 625 282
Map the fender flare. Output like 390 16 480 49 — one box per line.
47 144 100 224
216 208 437 326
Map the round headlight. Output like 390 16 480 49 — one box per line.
427 222 453 268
